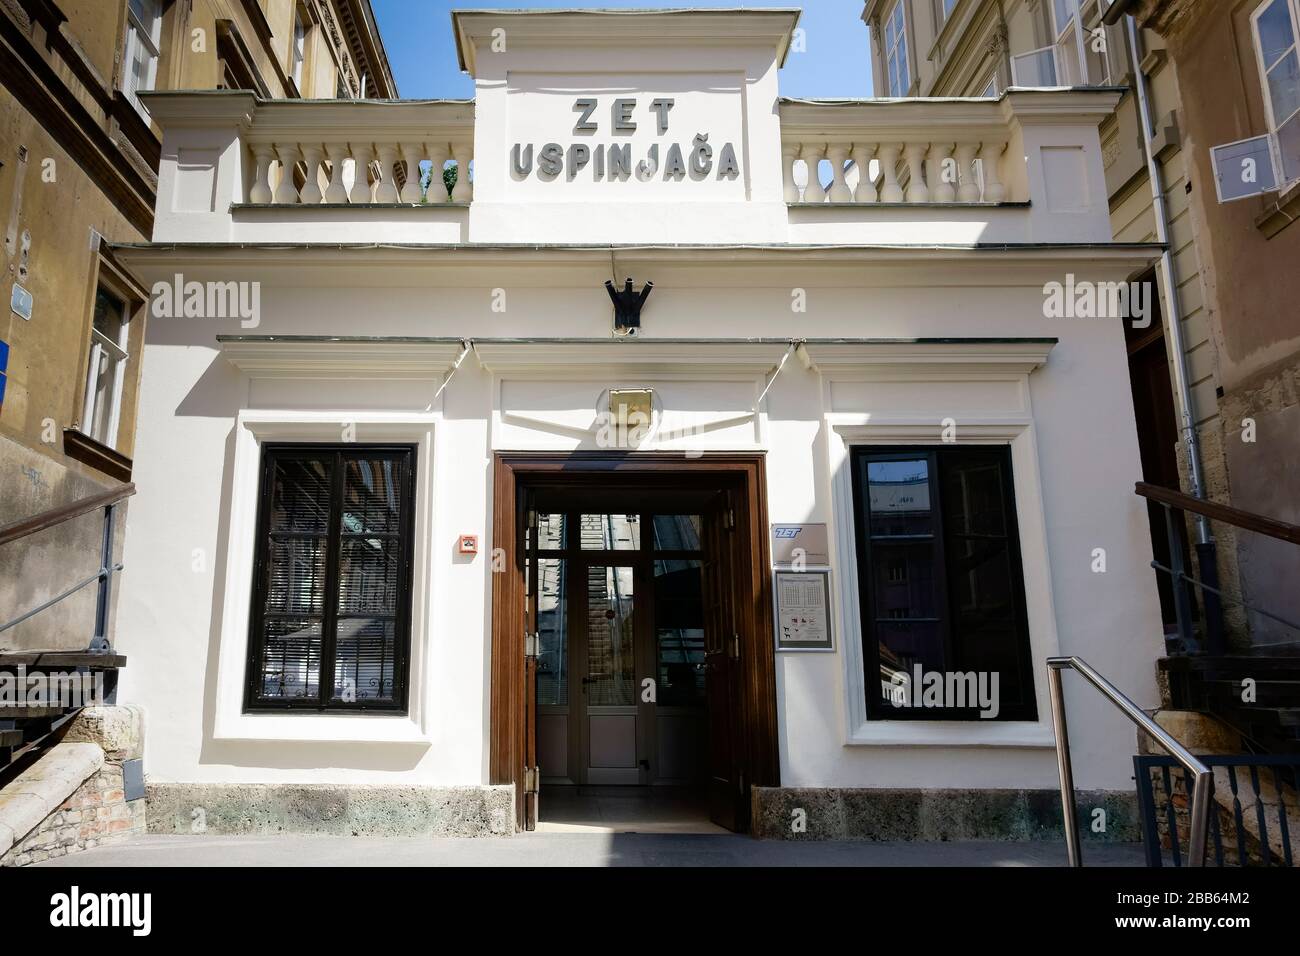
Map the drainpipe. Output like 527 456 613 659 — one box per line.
1121 12 1225 652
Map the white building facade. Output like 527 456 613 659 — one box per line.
113 9 1165 839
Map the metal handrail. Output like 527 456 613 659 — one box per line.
1047 656 1211 867
0 483 136 650
0 482 135 546
1136 481 1300 546
1135 481 1300 655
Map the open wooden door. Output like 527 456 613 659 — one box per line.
522 493 540 830
491 454 777 835
701 490 747 831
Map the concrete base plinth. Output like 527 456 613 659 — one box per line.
145 783 515 838
751 787 1141 842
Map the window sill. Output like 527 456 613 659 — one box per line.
213 710 430 745
1256 178 1300 239
848 720 1055 748
63 428 132 482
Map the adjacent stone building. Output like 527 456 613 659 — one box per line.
0 0 396 653
862 0 1300 654
1114 0 1300 649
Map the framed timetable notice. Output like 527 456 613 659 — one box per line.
774 569 834 652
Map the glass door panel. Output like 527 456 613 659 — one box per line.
581 564 640 783
536 557 571 785
584 565 635 706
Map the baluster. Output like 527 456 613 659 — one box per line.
903 143 929 203
1248 765 1271 866
349 143 374 204
427 143 450 203
451 143 474 202
1271 767 1293 866
981 142 1007 202
826 145 852 203
323 144 349 203
800 143 826 203
928 142 955 203
400 142 425 203
375 144 400 203
781 143 800 203
851 144 877 202
877 144 903 202
299 144 324 204
249 144 275 204
955 143 981 202
273 144 300 204
1226 766 1248 865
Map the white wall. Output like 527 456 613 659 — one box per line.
117 254 1165 792
117 10 1162 796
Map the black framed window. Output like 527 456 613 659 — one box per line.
850 446 1037 721
246 444 416 712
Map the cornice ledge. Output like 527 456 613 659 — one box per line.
137 90 258 127
1000 87 1125 124
472 340 789 378
808 339 1056 377
218 337 467 380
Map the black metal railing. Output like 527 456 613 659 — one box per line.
0 482 136 650
1136 482 1300 656
1134 753 1299 867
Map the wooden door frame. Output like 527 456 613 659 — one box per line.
489 452 779 832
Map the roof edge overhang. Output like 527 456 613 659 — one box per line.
109 240 1163 282
451 8 804 75
110 241 1163 292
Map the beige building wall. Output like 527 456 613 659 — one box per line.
0 0 395 652
1132 0 1300 649
863 0 1240 644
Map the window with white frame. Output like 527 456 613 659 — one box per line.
122 0 162 115
1082 2 1112 84
291 8 307 89
850 446 1038 721
83 285 131 450
1051 0 1084 85
1011 0 1114 87
1252 0 1300 185
1011 45 1060 86
883 0 911 97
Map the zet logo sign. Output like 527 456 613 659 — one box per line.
774 527 801 540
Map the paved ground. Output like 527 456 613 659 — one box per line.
36 833 1150 867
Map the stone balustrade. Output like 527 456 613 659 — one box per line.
781 139 1008 205
139 88 1119 245
241 99 476 206
247 137 475 206
779 97 1027 205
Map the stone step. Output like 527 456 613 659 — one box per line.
0 705 66 720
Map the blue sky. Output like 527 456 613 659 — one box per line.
372 1 875 99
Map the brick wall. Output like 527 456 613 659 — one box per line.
1 762 145 866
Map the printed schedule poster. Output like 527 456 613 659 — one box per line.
775 570 833 651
